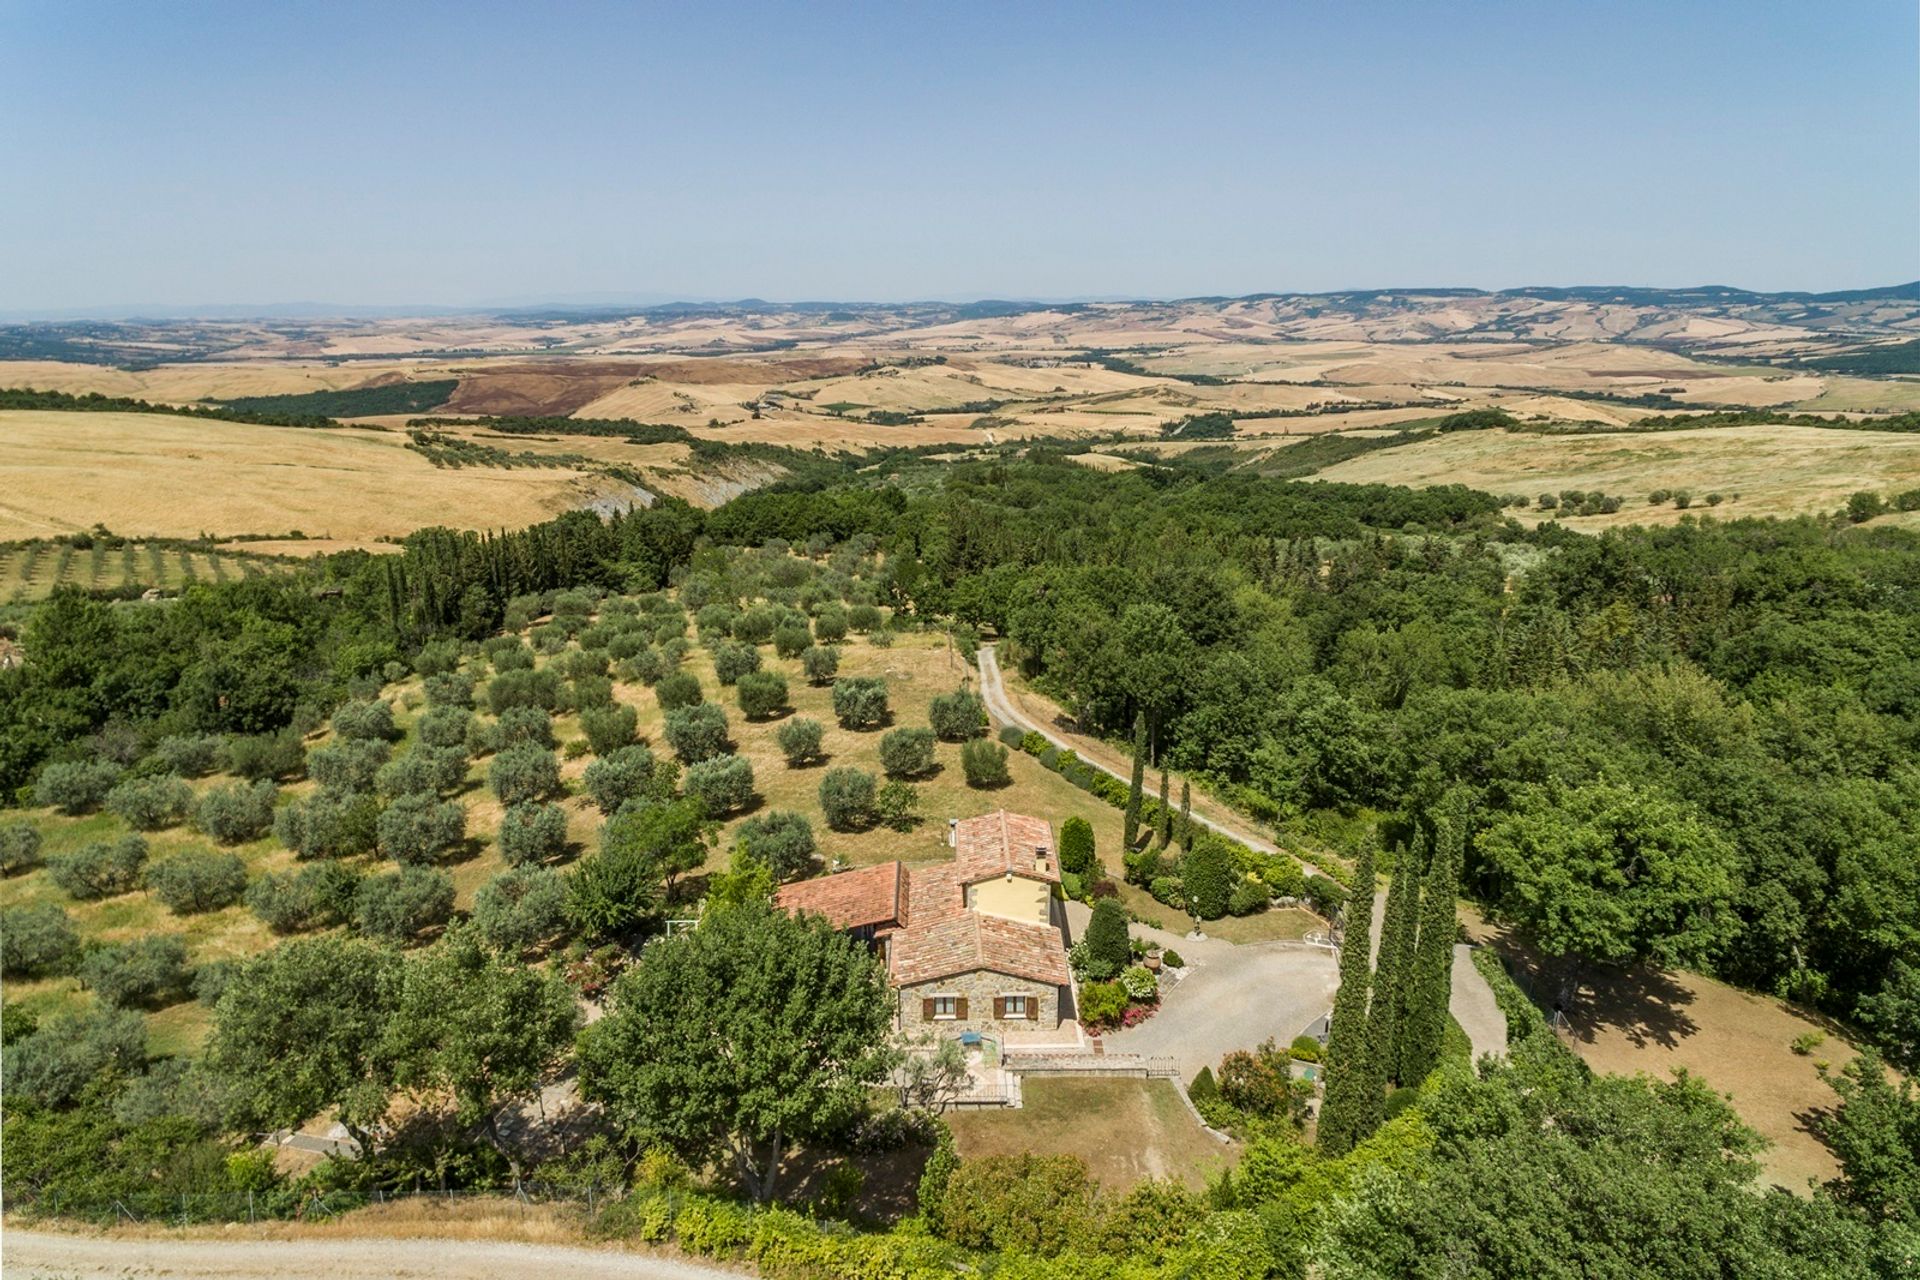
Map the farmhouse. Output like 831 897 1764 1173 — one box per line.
775 809 1072 1032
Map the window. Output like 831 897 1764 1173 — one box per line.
931 995 958 1020
1002 994 1028 1019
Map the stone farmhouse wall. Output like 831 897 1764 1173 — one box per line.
898 969 1060 1034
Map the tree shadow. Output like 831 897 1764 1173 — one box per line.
1483 926 1700 1051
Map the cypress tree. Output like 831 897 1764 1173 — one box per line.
1123 713 1146 850
1155 766 1171 848
1399 794 1466 1088
1367 832 1424 1087
1318 837 1379 1156
1178 778 1193 849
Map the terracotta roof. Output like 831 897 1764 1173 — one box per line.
953 810 1059 885
892 911 1072 987
774 861 904 930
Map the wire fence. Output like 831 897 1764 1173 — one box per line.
1 1181 624 1228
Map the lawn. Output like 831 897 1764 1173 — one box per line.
946 1077 1235 1191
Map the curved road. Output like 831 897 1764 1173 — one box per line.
1 1230 737 1280
977 645 1506 1060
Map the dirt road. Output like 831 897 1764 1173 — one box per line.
0 1230 739 1280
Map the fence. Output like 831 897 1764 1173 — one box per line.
1 1181 620 1228
1002 1051 1177 1080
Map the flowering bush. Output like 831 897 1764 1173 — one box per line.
1120 965 1159 1002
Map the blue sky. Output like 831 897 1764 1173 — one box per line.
1 1 1913 313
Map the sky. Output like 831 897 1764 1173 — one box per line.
1 1 1915 315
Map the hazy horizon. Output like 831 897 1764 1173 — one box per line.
3 1 1915 314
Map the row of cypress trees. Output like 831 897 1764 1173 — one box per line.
1317 792 1467 1155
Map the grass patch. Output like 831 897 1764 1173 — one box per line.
946 1077 1233 1191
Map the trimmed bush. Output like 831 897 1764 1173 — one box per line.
377 793 467 865
0 820 44 876
79 935 190 1009
736 670 789 720
1 903 79 977
48 836 148 900
1059 817 1096 876
772 624 812 659
354 866 455 944
776 717 825 767
307 738 390 793
146 849 248 913
581 704 639 756
490 743 560 806
655 671 704 711
227 730 306 781
498 801 571 865
929 689 985 742
247 862 361 934
35 761 122 815
583 745 659 815
330 699 398 742
1183 837 1234 920
154 733 223 778
735 811 816 881
1083 898 1131 980
664 703 730 763
801 645 840 685
960 739 1011 788
195 779 278 844
685 754 756 816
879 727 937 779
472 865 570 957
998 725 1026 748
711 641 762 686
274 791 381 860
819 767 877 831
831 677 889 730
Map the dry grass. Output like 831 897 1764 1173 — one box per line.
947 1077 1235 1191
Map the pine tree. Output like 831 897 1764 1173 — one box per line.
1318 837 1379 1156
1178 778 1193 849
1123 713 1146 850
1154 766 1171 848
1399 794 1466 1088
1367 832 1424 1087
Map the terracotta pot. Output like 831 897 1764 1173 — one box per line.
1143 955 1162 972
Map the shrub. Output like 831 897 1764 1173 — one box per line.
424 672 476 709
685 754 755 816
1160 948 1185 969
472 865 570 957
3 1007 147 1107
1218 1042 1294 1116
735 811 816 881
929 689 985 742
331 699 398 742
736 670 789 720
819 767 877 831
777 717 826 767
247 863 361 934
377 793 467 865
831 677 889 729
273 791 377 860
355 866 454 944
154 733 223 777
1288 1035 1324 1062
48 836 148 899
876 780 920 832
0 820 43 875
194 779 278 845
800 645 840 685
879 727 937 779
1119 965 1159 1002
80 935 190 1008
664 704 730 763
146 849 249 913
495 800 570 866
1077 980 1128 1030
868 627 894 648
938 1152 1095 1257
1183 836 1234 920
1227 878 1269 916
960 739 1011 788
227 730 306 781
583 745 658 815
1303 873 1346 918
105 776 193 831
0 903 79 977
1790 1030 1826 1056
35 760 122 815
306 738 390 793
1058 817 1096 876
581 704 639 756
998 725 1026 749
490 743 560 806
1083 898 1130 980
655 671 704 711
487 667 563 714
1149 875 1185 910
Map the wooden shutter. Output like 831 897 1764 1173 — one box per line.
922 998 936 1021
955 996 969 1020
1026 995 1039 1021
992 997 1006 1019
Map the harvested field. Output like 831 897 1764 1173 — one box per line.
441 361 648 417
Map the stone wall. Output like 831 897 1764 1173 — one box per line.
899 969 1060 1033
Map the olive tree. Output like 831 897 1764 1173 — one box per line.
489 743 559 807
307 738 390 793
0 903 79 977
831 677 889 730
736 811 817 882
929 689 986 742
777 717 826 767
154 733 224 777
736 670 789 720
274 790 381 860
195 779 278 844
377 793 467 865
35 761 122 815
498 801 570 865
712 641 762 686
583 745 659 815
1 820 45 876
819 767 878 832
79 934 190 1007
685 754 755 816
354 867 455 945
664 703 730 763
961 739 1011 788
247 862 362 934
146 849 249 914
581 704 639 756
879 727 937 779
801 645 840 685
331 699 399 742
48 836 148 899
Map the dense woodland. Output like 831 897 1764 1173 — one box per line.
2 451 1917 1274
